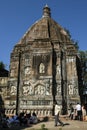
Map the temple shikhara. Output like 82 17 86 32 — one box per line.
0 5 81 117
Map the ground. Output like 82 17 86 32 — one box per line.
0 118 87 130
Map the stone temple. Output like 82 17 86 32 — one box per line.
0 5 81 117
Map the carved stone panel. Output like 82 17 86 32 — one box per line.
9 81 17 96
22 81 33 95
57 84 61 95
0 87 7 97
24 66 31 75
34 84 45 95
68 84 73 95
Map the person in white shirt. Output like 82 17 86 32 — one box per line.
54 101 64 126
75 102 82 120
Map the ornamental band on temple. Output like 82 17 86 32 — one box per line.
0 5 81 117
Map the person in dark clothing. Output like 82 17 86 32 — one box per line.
69 103 74 120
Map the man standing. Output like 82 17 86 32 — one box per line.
54 101 64 126
75 102 82 120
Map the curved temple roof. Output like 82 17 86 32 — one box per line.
18 5 73 45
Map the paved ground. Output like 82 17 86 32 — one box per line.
0 118 87 130
25 119 87 130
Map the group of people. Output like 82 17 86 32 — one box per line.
54 101 87 127
69 102 87 121
0 111 38 128
0 101 87 128
19 111 38 126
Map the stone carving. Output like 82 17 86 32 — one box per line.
24 67 31 75
57 84 61 95
73 86 78 95
68 85 73 95
10 70 15 77
56 65 61 75
23 80 29 85
10 86 16 95
23 82 33 95
23 86 30 96
0 78 5 84
34 85 45 95
25 58 29 65
0 87 7 97
39 63 45 73
46 83 50 95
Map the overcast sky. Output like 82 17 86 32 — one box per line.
0 0 87 70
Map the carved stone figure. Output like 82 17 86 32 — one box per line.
56 65 61 75
46 83 50 95
24 67 31 75
68 85 73 95
39 63 45 73
10 86 16 95
57 85 61 95
23 86 30 96
34 85 45 95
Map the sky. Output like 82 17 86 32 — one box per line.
0 0 87 70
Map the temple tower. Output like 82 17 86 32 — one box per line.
6 5 80 116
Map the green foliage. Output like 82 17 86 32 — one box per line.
64 28 79 50
79 51 87 87
0 61 5 70
29 124 62 130
29 124 48 130
40 124 48 130
59 128 62 130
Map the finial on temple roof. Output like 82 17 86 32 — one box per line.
43 4 51 17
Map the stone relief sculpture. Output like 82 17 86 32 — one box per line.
23 86 30 96
25 58 29 65
10 70 15 77
10 85 16 95
39 63 45 73
23 80 29 85
23 82 33 95
0 87 7 97
45 83 50 95
73 86 78 95
34 85 45 95
29 83 33 94
68 84 73 95
56 65 61 75
57 85 61 95
24 67 31 75
0 78 5 84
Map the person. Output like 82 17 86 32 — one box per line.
54 101 64 127
69 103 74 120
29 112 38 124
75 102 82 121
82 104 86 121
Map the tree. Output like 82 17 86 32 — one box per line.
79 51 87 86
64 28 79 50
0 61 5 70
78 51 87 103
